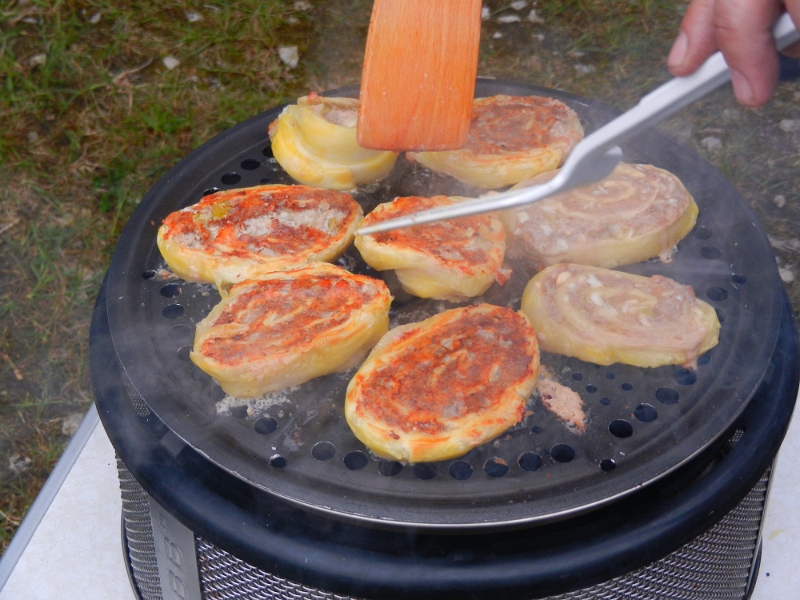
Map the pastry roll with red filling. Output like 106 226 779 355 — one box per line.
521 264 720 368
345 304 540 463
354 195 510 302
407 95 583 189
191 263 392 397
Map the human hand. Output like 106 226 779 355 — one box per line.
667 0 800 107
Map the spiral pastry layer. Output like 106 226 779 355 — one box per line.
345 304 539 463
521 264 720 368
502 163 698 270
354 195 510 301
191 263 392 397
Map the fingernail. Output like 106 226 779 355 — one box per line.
667 31 688 68
729 69 755 105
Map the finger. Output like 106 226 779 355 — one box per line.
713 0 783 106
668 0 718 76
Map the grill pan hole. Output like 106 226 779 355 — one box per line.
621 383 633 391
170 324 192 339
609 420 633 438
656 387 680 404
550 444 575 463
600 397 611 405
698 352 712 365
606 372 615 379
262 146 273 157
413 464 437 480
254 417 278 435
518 452 543 472
732 274 747 284
269 454 287 468
484 458 509 478
715 308 726 323
229 405 248 419
694 226 712 239
142 270 157 280
634 403 658 422
162 304 184 319
311 442 335 461
177 346 192 361
378 460 403 477
707 287 728 301
571 372 583 381
700 246 722 259
260 178 271 184
241 158 261 170
449 461 473 480
600 459 616 472
674 368 697 386
531 425 544 435
160 283 181 298
344 451 368 470
221 172 241 185
586 385 597 393
202 187 220 196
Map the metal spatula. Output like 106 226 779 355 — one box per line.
356 0 482 152
357 13 800 236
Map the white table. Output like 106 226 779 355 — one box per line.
1 400 799 600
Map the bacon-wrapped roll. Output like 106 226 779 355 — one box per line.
521 264 720 368
191 263 392 397
345 304 540 463
269 93 398 191
407 95 583 189
354 195 510 301
501 163 698 270
157 184 362 286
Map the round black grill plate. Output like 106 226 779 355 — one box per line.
106 81 782 529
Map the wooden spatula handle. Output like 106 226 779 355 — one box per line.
357 0 482 152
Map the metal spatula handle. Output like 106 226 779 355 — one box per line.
357 13 800 235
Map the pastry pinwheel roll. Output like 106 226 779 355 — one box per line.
191 263 392 397
157 184 362 286
345 304 540 463
501 163 698 270
407 95 583 189
269 93 398 191
354 195 510 301
521 264 720 368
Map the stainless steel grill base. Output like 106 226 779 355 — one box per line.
118 460 770 600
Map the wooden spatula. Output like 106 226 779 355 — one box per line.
357 0 482 152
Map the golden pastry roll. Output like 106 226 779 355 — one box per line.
269 93 398 190
354 195 510 302
407 95 583 189
345 304 540 463
521 264 720 368
501 163 698 270
157 184 363 286
191 263 392 397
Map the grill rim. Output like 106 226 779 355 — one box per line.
91 276 799 600
102 80 784 530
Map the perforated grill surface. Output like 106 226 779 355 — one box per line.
118 460 769 600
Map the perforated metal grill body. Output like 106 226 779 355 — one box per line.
118 460 769 600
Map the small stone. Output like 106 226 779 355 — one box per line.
62 413 84 436
700 136 722 153
527 9 544 23
293 0 312 10
278 46 299 68
779 119 800 133
481 6 491 20
27 131 38 142
186 10 203 22
497 14 522 23
779 267 795 283
774 194 787 208
163 56 180 70
532 33 545 42
510 1 528 9
9 454 31 475
29 53 47 67
492 31 503 39
89 12 101 24
574 64 595 75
